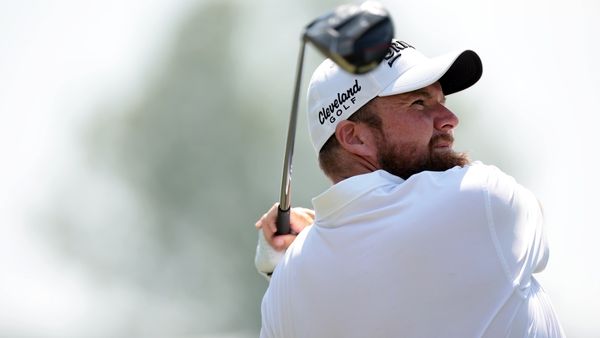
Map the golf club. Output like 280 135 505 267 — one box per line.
276 1 394 235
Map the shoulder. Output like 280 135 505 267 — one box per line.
459 161 518 193
463 161 510 181
424 161 533 209
399 161 501 194
465 161 540 216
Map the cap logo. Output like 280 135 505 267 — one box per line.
318 79 362 125
385 40 415 67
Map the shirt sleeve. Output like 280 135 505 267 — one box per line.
481 164 549 283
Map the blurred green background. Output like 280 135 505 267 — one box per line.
0 0 598 337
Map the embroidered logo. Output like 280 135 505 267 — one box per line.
318 79 361 125
385 40 415 67
317 41 415 125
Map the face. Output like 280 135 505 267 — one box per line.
369 82 470 179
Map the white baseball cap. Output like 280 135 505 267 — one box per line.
307 39 483 154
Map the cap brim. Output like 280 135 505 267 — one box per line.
378 50 482 97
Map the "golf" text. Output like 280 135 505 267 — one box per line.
319 79 361 124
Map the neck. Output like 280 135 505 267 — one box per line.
329 152 380 184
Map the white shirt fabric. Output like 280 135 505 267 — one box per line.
260 162 564 337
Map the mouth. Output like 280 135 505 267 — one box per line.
434 141 452 149
430 134 454 150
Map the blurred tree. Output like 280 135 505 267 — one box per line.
49 1 302 336
97 1 276 334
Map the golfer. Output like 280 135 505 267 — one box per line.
254 39 565 337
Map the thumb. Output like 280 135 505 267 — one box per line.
272 234 298 252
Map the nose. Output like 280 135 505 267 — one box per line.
434 103 459 132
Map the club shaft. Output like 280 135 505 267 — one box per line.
277 41 306 234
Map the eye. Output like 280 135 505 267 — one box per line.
412 99 424 106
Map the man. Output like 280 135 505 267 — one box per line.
254 39 565 337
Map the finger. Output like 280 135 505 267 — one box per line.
265 203 280 233
263 222 297 251
279 234 298 251
298 207 316 220
290 209 310 224
255 212 268 229
263 225 279 248
271 234 297 252
255 215 264 229
289 208 315 234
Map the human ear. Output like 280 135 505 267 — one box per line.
335 120 377 157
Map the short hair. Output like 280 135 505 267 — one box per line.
317 100 382 179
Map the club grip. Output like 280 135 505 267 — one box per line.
275 206 291 235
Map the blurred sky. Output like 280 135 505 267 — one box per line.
1 0 599 337
0 1 199 336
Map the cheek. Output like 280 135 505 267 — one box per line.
383 118 433 145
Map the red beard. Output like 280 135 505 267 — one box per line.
376 133 470 180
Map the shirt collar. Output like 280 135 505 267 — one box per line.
312 170 404 222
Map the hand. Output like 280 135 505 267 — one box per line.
255 203 315 252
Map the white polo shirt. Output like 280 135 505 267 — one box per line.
260 162 564 337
